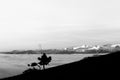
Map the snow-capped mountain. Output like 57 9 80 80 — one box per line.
111 44 120 47
88 45 100 50
64 43 120 52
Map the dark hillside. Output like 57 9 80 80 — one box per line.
1 51 120 80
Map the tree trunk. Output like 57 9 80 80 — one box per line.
43 65 45 70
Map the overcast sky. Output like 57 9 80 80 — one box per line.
0 0 120 51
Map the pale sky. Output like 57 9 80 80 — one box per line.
0 0 120 51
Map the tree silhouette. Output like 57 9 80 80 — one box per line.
23 53 52 74
38 53 52 70
28 62 41 70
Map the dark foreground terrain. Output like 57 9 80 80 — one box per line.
1 51 120 80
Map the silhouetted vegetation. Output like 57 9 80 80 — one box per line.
38 53 52 70
23 53 52 74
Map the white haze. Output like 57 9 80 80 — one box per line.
0 0 120 51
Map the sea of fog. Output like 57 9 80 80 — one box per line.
0 53 95 79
